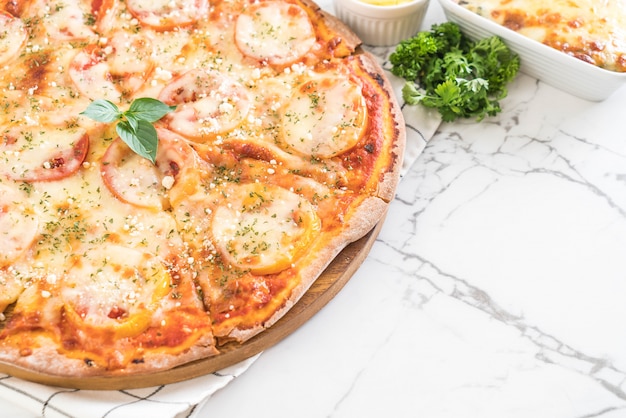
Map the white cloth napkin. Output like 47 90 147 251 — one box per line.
0 355 259 418
0 46 441 418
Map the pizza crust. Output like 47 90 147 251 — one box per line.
357 52 407 202
313 4 363 53
0 332 219 378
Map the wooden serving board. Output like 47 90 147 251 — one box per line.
0 222 382 390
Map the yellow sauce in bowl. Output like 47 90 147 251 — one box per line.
357 0 415 5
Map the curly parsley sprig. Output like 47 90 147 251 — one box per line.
80 98 176 163
389 22 520 122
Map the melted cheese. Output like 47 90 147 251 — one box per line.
0 125 88 181
0 12 27 67
235 1 317 66
70 48 123 101
100 138 168 210
26 0 96 41
0 270 23 313
0 185 38 267
280 75 367 158
126 0 209 29
211 183 321 275
61 244 172 339
69 33 154 101
457 0 626 72
159 69 252 139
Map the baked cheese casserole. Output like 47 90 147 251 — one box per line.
456 0 626 72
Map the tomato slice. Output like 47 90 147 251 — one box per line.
126 0 209 30
212 183 321 275
69 33 154 102
158 69 252 141
61 245 172 339
280 75 367 158
100 129 197 210
70 44 121 102
26 0 96 41
235 2 316 66
0 125 89 182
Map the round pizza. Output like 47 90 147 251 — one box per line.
0 0 405 378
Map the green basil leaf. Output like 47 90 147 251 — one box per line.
124 113 140 133
81 97 173 164
127 97 176 122
80 99 121 123
116 120 158 164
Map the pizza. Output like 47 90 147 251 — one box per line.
0 0 405 378
456 0 626 72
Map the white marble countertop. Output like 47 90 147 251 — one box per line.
200 1 626 417
5 1 626 417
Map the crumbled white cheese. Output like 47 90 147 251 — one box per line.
162 175 175 189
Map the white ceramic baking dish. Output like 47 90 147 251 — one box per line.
437 0 626 101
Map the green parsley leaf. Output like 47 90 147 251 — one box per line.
390 22 520 122
80 98 176 163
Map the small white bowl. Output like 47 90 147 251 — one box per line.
334 0 429 47
438 0 626 101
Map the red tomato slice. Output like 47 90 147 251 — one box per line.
61 244 172 339
100 129 198 210
69 33 154 102
158 69 251 140
0 126 89 182
126 0 209 30
234 2 316 66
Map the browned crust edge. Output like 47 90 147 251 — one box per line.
299 0 363 53
357 52 407 203
0 333 218 378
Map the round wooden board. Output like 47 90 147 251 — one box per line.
0 221 383 390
